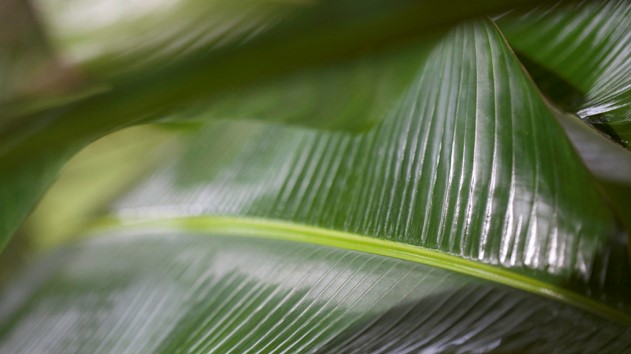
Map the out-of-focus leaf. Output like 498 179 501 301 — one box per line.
22 126 175 251
111 21 631 313
497 0 631 146
0 125 175 252
555 111 631 186
173 45 428 131
11 0 548 121
36 0 544 81
0 146 81 251
0 0 57 102
0 232 630 353
8 0 548 134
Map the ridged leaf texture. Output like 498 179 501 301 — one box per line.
114 21 631 309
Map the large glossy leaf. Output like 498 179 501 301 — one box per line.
2 12 631 353
1 232 630 353
496 0 631 240
497 0 631 146
109 20 631 313
554 111 631 229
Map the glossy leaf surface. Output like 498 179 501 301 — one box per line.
498 0 631 146
1 232 630 353
0 0 541 250
113 21 631 310
1 3 631 352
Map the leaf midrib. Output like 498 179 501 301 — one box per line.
89 214 631 326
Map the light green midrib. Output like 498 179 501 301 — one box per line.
90 215 631 326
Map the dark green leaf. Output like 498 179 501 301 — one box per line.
0 0 59 102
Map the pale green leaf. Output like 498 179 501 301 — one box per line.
0 0 59 102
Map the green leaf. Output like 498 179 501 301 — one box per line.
1 232 630 353
38 0 543 81
0 0 57 102
172 45 429 132
0 0 544 249
106 20 630 313
497 0 631 146
3 12 631 352
0 146 81 250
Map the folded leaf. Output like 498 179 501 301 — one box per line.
111 21 631 311
1 232 629 353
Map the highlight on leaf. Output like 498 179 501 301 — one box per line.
0 0 630 352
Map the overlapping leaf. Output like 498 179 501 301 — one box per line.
498 0 631 146
112 21 631 310
1 6 630 352
1 232 629 353
2 0 631 350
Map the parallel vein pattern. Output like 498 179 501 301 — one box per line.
0 233 629 353
498 0 631 144
115 21 631 309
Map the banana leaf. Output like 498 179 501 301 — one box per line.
2 19 630 352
